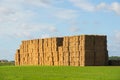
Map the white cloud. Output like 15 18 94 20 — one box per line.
0 7 14 15
0 0 78 25
25 0 53 8
0 0 36 23
8 23 57 38
14 32 33 39
49 26 57 32
41 34 50 38
69 0 120 15
54 9 78 20
0 0 58 39
0 6 16 22
97 2 120 15
0 10 35 23
96 2 108 10
69 26 80 32
69 0 95 12
25 0 66 8
110 2 120 15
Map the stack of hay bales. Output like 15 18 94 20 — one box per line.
52 38 63 66
58 46 64 66
51 38 58 66
62 36 70 66
27 40 34 65
43 38 49 66
38 39 44 65
68 36 80 66
32 39 39 65
15 35 108 66
15 39 39 66
38 37 63 66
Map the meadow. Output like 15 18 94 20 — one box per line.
0 66 120 80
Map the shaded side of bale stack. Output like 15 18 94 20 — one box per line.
80 35 108 66
94 35 108 66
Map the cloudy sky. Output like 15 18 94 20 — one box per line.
0 0 120 60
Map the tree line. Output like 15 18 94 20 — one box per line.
109 56 120 60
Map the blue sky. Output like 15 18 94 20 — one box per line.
0 0 120 60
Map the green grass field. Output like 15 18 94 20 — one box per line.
0 66 120 80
